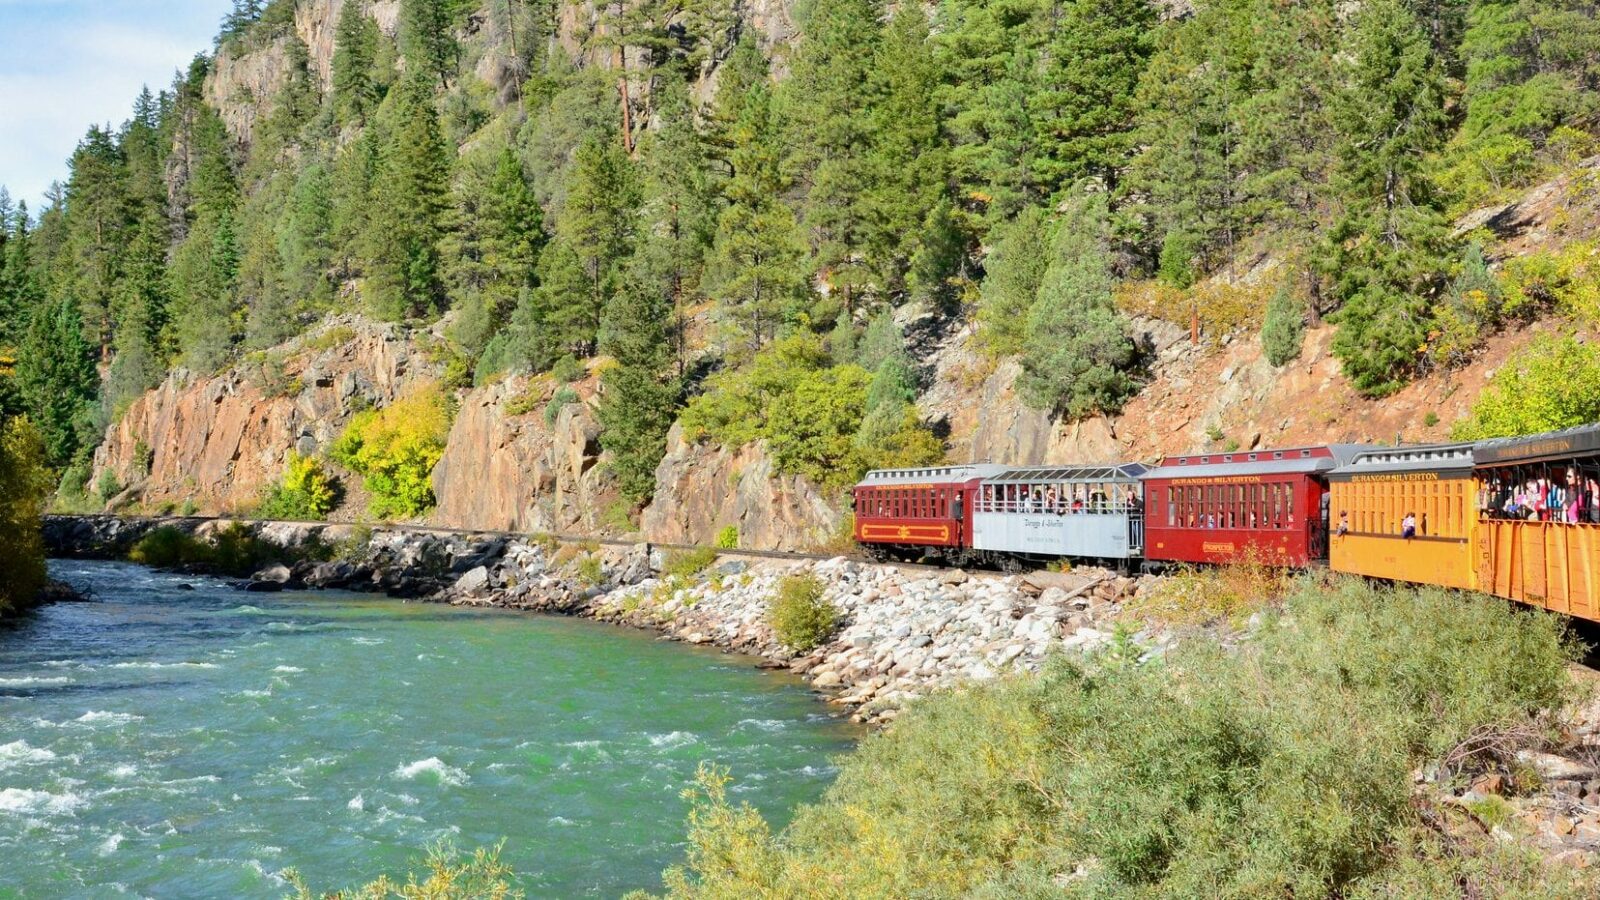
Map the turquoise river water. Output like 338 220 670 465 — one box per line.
0 560 858 898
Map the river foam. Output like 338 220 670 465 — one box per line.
0 740 57 769
0 787 86 817
392 757 469 786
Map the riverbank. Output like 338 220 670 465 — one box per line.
43 515 1156 724
43 514 1600 885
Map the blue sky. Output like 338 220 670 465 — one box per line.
0 0 232 210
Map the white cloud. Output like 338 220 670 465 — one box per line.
0 1 230 208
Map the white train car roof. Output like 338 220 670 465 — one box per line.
855 464 1009 489
985 463 1148 484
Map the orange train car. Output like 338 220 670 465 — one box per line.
1471 426 1600 621
1327 444 1478 591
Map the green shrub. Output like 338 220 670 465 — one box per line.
1423 411 1440 427
664 546 719 579
1261 281 1305 366
766 574 839 652
714 526 739 550
544 386 580 427
601 499 635 533
284 842 522 900
576 554 604 587
681 334 875 491
0 416 52 616
331 384 454 519
255 453 341 520
129 523 281 576
660 578 1585 897
95 468 122 503
551 354 585 383
1452 334 1600 440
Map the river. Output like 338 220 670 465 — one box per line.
0 560 858 897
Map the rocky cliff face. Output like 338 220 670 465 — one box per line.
431 373 619 533
204 0 791 147
639 424 841 551
95 317 432 514
91 314 835 546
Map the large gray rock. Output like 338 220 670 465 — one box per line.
251 563 293 584
453 566 491 596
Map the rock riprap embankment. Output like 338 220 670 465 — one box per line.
44 515 1158 722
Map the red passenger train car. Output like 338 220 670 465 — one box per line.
852 465 1006 562
1142 445 1368 567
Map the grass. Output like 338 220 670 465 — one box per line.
1126 547 1292 626
663 547 719 580
656 577 1588 898
302 325 356 353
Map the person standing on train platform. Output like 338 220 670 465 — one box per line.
1402 512 1417 539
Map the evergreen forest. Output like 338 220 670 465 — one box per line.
2 0 1598 507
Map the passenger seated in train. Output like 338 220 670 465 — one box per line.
1480 463 1600 523
1402 512 1416 539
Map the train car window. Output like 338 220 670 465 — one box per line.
1285 484 1295 524
1166 487 1175 526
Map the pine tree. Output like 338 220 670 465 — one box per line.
172 210 241 370
15 299 98 467
706 32 769 164
220 0 265 45
550 136 639 354
781 0 883 309
330 130 379 277
60 126 132 360
704 82 809 353
1030 0 1156 193
1017 192 1138 418
400 0 459 89
281 161 335 303
333 0 382 123
367 75 452 320
598 260 681 504
240 209 296 349
1128 0 1255 276
445 143 544 356
637 74 716 372
1260 280 1305 367
865 8 951 297
1324 0 1454 397
977 206 1049 356
103 216 170 416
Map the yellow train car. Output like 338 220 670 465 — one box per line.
1328 444 1477 590
1472 426 1600 621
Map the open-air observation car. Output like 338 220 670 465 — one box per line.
970 464 1148 568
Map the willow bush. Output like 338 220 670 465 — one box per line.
331 384 454 519
659 578 1587 898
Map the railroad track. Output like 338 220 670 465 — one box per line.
46 513 955 575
